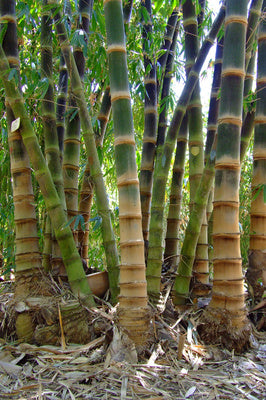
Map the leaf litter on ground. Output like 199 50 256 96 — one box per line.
0 280 265 399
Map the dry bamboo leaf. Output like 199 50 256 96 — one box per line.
185 386 197 397
178 334 186 360
0 360 22 375
121 375 128 399
58 304 66 350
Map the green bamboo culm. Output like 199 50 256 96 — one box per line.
183 0 208 297
240 0 263 160
63 0 93 245
204 37 224 280
78 86 111 263
41 0 67 275
0 0 42 279
172 35 223 303
157 9 180 147
200 0 251 352
164 115 188 269
246 0 266 302
139 0 157 254
162 16 184 269
0 0 42 340
104 0 150 346
146 4 226 302
51 1 120 303
0 44 95 307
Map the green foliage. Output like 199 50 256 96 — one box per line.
239 148 253 267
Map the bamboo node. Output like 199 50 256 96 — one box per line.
144 78 156 85
207 124 217 131
224 15 248 28
221 68 245 78
111 91 131 102
6 56 20 67
107 44 126 54
144 106 157 115
258 33 266 42
62 164 79 172
183 16 197 27
120 240 144 248
119 213 142 220
142 137 157 144
114 136 136 147
117 177 139 187
0 14 16 24
217 116 242 127
254 115 266 124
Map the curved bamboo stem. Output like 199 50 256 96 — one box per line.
0 0 42 281
51 1 120 303
0 44 95 307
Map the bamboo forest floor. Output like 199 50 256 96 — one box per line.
0 279 265 400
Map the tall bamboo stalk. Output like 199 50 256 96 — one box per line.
0 44 95 307
41 0 66 275
240 0 263 161
0 0 42 279
204 37 224 283
146 5 226 301
51 1 120 302
183 0 208 295
63 0 93 244
140 7 181 255
139 0 157 252
172 37 223 304
246 1 266 302
104 0 149 345
200 0 251 352
162 18 184 269
78 87 111 263
0 0 42 339
164 115 188 269
157 11 181 147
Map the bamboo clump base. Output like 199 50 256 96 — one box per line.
0 279 265 399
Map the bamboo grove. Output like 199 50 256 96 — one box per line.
0 0 265 354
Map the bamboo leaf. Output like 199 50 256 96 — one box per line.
11 118 20 133
263 184 266 204
63 215 76 229
74 214 84 230
252 184 263 202
7 68 18 83
35 78 50 99
0 22 7 44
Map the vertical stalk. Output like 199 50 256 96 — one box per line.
78 87 111 262
0 0 41 278
146 5 226 301
183 0 207 295
41 0 66 275
0 0 42 338
164 115 188 269
104 0 149 345
52 2 120 303
201 0 251 352
139 0 157 252
63 0 93 243
0 45 95 307
246 1 266 301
